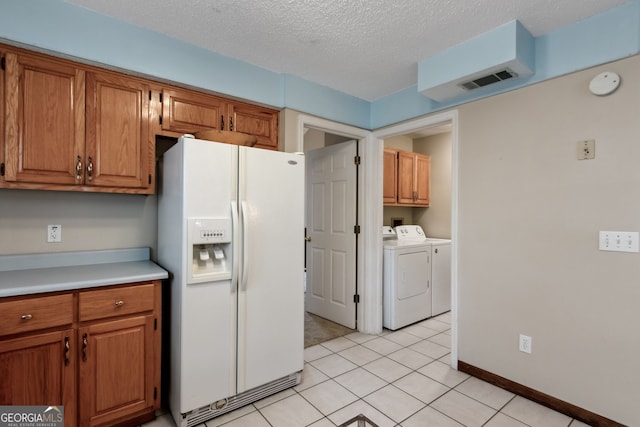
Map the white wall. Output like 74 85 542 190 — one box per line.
0 189 157 256
457 55 640 426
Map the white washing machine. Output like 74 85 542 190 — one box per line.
383 225 432 330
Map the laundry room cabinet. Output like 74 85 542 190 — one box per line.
384 148 430 206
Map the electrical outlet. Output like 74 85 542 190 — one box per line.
577 140 595 160
47 224 62 243
519 334 532 354
599 231 639 253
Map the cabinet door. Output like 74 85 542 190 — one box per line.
3 52 85 185
396 150 416 204
78 315 154 427
229 102 279 150
383 148 397 204
414 153 430 206
85 72 153 192
162 88 227 133
0 330 76 427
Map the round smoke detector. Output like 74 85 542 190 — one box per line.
589 71 621 96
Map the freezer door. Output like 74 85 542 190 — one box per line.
178 139 238 412
236 147 305 392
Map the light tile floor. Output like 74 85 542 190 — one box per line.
143 313 591 427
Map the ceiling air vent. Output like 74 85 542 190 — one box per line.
459 69 518 91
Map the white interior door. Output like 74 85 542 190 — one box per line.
305 140 357 329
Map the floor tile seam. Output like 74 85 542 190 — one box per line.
256 388 325 426
337 344 386 361
438 388 500 415
452 378 519 413
293 385 365 423
479 408 533 427
390 369 456 402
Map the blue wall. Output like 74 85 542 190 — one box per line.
1 0 639 130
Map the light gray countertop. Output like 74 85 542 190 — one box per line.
0 248 169 298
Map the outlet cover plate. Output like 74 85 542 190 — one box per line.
599 231 639 253
519 334 532 354
47 224 62 243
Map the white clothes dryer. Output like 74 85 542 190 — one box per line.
383 225 432 330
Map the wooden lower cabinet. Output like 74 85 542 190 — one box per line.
0 281 161 427
0 330 76 420
78 315 155 427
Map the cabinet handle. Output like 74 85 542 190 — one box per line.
87 156 94 181
221 115 224 130
115 300 124 307
82 333 88 362
75 156 83 181
229 116 233 131
64 336 70 366
20 314 33 320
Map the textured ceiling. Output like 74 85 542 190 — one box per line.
67 0 628 101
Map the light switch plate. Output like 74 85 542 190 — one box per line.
599 231 638 252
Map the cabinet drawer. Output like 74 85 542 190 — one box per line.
0 294 73 336
79 283 155 322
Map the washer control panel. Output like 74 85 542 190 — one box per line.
394 225 425 240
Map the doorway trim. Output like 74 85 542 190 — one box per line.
372 109 459 369
293 114 375 333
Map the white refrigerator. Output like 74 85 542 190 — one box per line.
158 136 305 427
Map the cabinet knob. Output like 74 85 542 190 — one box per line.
20 314 33 320
115 300 124 307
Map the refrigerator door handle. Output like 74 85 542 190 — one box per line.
231 201 240 293
240 201 250 291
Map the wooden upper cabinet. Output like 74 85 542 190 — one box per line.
414 153 430 205
230 102 279 150
85 72 153 191
1 48 154 194
161 88 226 134
160 87 280 150
3 51 85 185
383 148 397 205
395 150 430 207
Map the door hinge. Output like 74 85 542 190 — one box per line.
353 294 360 304
154 387 157 400
148 174 152 185
354 225 360 234
0 56 5 71
159 115 163 125
354 155 361 165
159 92 163 103
0 163 4 176
148 90 152 101
154 318 157 330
